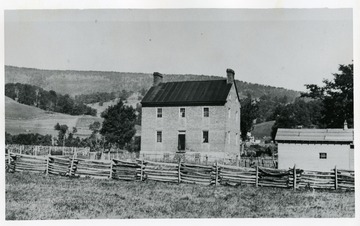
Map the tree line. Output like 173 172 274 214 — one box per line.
5 83 97 116
74 90 133 105
240 63 354 141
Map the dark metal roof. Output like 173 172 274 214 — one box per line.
141 80 233 107
275 128 354 144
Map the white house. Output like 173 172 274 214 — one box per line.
275 126 354 171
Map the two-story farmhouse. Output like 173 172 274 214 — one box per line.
275 123 354 171
141 69 241 155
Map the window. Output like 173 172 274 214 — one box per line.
235 111 238 122
157 108 162 118
227 131 231 144
203 131 209 143
156 131 162 143
203 107 209 117
236 133 238 145
228 108 231 118
180 108 186 117
319 153 327 159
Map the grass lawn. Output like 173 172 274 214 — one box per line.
5 172 355 220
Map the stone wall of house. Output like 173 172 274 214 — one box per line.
141 84 241 154
224 84 241 154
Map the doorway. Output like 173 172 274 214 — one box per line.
178 131 186 151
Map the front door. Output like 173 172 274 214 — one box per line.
178 134 186 151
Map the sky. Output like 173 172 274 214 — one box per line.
4 8 353 91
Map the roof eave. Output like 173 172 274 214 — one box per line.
141 101 227 107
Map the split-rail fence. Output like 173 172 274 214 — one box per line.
5 153 354 191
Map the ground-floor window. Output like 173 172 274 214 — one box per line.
156 131 162 143
203 131 209 143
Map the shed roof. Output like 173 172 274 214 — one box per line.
275 128 354 143
141 79 235 107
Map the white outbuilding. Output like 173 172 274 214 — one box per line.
275 126 354 171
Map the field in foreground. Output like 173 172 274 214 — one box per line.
5 172 355 220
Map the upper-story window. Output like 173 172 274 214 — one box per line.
157 108 162 118
227 131 231 144
235 111 238 122
180 108 186 118
228 108 231 118
203 107 209 117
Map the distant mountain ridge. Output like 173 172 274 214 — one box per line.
5 65 300 101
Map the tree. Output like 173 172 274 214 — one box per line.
100 100 136 149
301 63 353 128
88 121 103 152
240 95 259 141
54 123 69 146
135 103 142 125
270 98 324 139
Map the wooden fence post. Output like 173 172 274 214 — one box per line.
8 148 11 165
293 165 297 191
178 158 181 184
46 155 50 175
140 159 144 181
236 155 239 167
215 161 219 186
109 160 113 179
69 153 75 176
334 166 338 190
255 166 259 187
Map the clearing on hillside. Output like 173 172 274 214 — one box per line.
5 96 101 137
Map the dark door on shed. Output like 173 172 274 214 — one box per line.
178 134 186 151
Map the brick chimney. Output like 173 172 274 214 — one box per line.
153 72 163 86
226 68 235 84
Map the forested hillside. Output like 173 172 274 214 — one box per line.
5 65 300 101
5 83 96 116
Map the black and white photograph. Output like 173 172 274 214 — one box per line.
2 0 358 224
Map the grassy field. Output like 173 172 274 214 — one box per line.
5 172 355 220
5 96 101 137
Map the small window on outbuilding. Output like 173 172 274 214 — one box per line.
203 131 209 143
203 107 209 117
157 108 162 118
180 108 186 118
319 153 327 159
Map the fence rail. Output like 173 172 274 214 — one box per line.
5 153 354 191
6 144 278 168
